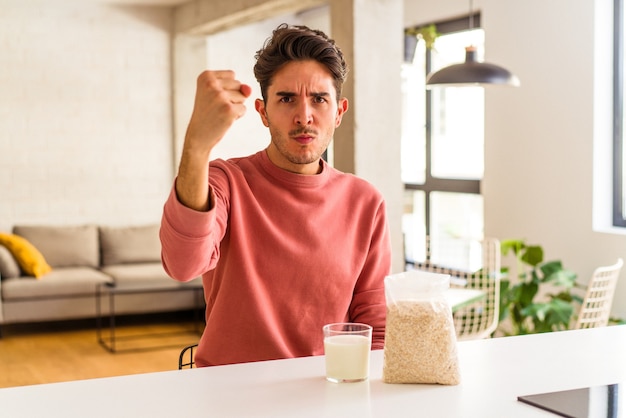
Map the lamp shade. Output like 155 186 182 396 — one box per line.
426 46 520 88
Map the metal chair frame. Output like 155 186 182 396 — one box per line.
178 343 198 370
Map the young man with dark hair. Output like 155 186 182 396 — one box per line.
160 23 391 367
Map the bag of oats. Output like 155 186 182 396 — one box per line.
382 270 461 385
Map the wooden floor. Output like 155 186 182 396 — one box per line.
0 312 201 389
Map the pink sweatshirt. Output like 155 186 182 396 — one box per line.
160 150 391 367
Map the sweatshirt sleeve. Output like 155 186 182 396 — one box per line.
349 199 392 350
159 180 221 282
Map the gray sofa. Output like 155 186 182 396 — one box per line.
0 224 202 334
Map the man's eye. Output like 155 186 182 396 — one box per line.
314 96 327 103
279 96 293 103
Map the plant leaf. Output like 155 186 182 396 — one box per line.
496 238 579 337
517 282 539 306
540 260 563 277
544 269 578 288
521 245 543 266
501 239 525 256
545 299 574 330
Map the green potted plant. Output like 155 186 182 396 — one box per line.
405 24 440 50
497 239 582 335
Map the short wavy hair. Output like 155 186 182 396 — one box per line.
253 23 348 102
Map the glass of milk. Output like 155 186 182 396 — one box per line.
323 323 372 383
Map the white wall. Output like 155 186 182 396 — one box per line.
406 0 626 319
0 1 174 231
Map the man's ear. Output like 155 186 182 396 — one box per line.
255 99 269 127
335 97 349 127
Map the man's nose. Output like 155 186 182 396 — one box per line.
294 101 313 125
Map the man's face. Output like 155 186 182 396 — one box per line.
255 60 348 175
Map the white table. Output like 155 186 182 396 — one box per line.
1 326 625 417
446 287 485 311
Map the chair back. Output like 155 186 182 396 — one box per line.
575 258 623 329
178 343 198 370
412 236 501 341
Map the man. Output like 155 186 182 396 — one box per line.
160 23 391 367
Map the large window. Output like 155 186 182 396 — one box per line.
402 16 485 266
615 0 626 227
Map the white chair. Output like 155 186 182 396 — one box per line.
575 258 623 329
412 236 501 341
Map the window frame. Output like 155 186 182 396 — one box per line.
614 0 625 227
404 14 482 237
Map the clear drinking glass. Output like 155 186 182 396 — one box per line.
323 323 372 383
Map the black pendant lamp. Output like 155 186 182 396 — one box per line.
426 46 520 87
425 0 520 88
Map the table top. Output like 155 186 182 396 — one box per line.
1 325 625 417
446 287 485 311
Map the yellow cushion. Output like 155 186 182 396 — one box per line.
0 233 52 278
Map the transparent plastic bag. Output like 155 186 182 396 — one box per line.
382 270 461 385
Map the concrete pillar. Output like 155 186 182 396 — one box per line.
171 34 209 171
330 0 405 272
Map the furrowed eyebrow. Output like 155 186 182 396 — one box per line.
275 91 330 98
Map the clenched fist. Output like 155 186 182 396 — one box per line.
175 70 252 212
185 70 252 154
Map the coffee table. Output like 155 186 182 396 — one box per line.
96 280 204 353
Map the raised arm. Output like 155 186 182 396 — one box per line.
176 70 252 211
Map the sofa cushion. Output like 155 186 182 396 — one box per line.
1 267 113 300
13 225 99 268
0 233 52 278
99 224 161 266
99 262 172 286
0 243 22 279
